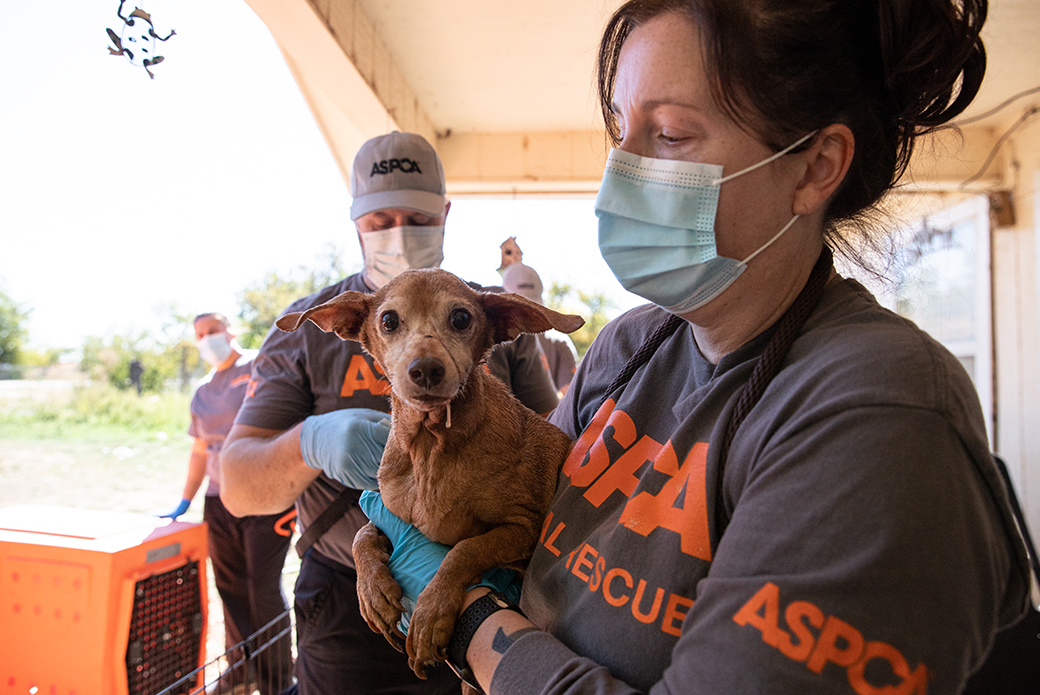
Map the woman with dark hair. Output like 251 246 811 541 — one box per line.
350 1 1032 693
429 1 1031 693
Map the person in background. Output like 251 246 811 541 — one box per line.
501 260 580 396
129 358 144 395
349 1 1032 693
161 313 295 695
219 132 559 695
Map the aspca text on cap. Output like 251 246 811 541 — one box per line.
370 158 423 176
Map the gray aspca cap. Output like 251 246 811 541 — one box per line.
349 131 447 220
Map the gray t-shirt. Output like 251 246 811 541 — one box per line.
234 272 559 567
538 330 579 392
188 351 257 497
492 278 1030 695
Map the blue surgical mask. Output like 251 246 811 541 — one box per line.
596 132 816 314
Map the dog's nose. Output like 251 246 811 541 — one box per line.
408 357 445 390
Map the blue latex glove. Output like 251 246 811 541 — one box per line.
359 490 522 635
299 408 390 490
158 498 191 520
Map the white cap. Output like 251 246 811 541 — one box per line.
501 263 543 304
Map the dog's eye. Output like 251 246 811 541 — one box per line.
450 309 471 331
381 311 400 332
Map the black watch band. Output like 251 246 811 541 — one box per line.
447 590 523 692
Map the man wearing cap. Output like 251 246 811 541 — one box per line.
501 261 580 396
220 132 558 695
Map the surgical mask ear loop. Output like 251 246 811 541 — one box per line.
740 214 800 265
710 131 818 186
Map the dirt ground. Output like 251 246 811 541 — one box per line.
1 430 198 516
0 427 301 681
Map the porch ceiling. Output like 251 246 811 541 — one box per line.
245 0 1040 195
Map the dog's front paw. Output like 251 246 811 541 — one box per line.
405 581 464 679
356 559 407 650
354 524 406 650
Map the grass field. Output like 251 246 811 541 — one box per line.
0 381 301 680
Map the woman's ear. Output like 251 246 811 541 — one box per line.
792 124 854 216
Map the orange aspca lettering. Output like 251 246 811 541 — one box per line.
231 373 250 388
559 541 694 638
246 379 258 398
733 582 928 695
340 354 391 397
539 512 564 556
561 397 712 559
562 398 618 486
619 442 711 561
584 424 662 506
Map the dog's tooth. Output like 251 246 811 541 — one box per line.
446 402 451 428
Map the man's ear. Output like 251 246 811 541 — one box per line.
479 292 585 344
275 291 371 342
792 124 855 216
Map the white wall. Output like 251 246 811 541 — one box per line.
991 118 1040 540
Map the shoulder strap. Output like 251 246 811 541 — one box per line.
993 455 1040 588
295 486 362 559
602 247 832 446
598 313 684 408
717 247 833 462
599 247 833 530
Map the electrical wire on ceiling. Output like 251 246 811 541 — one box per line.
958 105 1040 191
952 83 1040 126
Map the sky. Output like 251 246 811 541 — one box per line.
0 0 640 355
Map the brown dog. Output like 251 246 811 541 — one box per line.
275 268 584 679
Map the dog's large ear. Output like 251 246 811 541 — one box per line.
275 291 371 342
479 292 585 344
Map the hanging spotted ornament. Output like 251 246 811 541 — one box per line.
106 0 176 79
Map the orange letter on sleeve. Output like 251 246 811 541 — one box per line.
805 615 865 674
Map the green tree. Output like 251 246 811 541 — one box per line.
0 286 30 367
18 346 72 367
237 243 352 348
546 281 615 359
155 303 207 391
79 311 208 394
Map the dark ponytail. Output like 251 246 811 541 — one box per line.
597 0 987 239
877 0 987 194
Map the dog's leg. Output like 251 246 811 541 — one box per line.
353 521 407 651
406 522 538 677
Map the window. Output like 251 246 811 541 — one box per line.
859 196 994 441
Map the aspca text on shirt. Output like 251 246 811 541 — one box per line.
540 397 928 695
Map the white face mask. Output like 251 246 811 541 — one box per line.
361 225 445 289
197 332 232 366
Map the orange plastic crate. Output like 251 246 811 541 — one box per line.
0 506 208 695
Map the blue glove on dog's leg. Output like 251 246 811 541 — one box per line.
158 498 191 520
359 491 522 635
299 408 389 490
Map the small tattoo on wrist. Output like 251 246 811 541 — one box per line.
492 626 538 655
